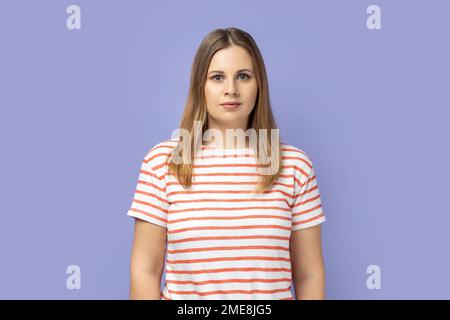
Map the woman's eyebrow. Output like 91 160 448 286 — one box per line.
208 68 253 75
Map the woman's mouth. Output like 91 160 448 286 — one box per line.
220 102 242 109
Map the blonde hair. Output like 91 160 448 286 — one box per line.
168 27 283 193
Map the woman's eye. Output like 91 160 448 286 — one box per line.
212 75 223 81
239 73 250 80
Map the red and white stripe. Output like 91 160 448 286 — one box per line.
127 139 325 300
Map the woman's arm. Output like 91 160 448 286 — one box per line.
289 224 326 300
129 218 167 300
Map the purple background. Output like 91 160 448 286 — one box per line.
0 0 449 299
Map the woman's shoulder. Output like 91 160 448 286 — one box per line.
280 142 315 172
280 142 312 160
142 138 179 170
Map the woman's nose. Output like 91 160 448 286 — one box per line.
225 80 238 95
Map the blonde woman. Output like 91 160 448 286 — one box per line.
127 27 326 300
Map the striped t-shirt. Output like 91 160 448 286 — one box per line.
127 139 326 300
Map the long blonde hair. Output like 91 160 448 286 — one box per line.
168 27 283 193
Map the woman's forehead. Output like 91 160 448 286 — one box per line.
208 46 254 71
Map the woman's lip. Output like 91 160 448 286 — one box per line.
220 103 241 108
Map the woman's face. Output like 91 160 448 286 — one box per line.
204 45 258 134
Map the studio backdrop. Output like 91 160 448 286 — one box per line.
0 0 449 299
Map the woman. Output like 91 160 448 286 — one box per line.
127 27 326 300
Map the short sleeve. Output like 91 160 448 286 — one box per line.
126 158 169 228
291 159 326 231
